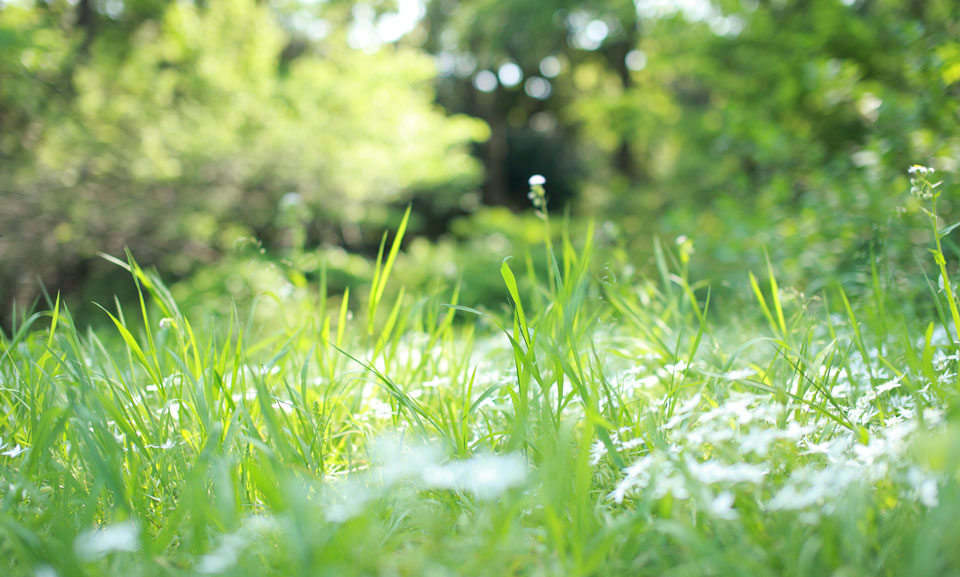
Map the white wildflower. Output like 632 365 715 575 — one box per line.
528 174 546 186
74 521 140 560
664 360 689 375
163 373 184 388
589 440 607 465
365 397 394 421
1 444 26 458
686 458 767 485
923 407 944 425
197 516 281 574
800 439 833 455
34 565 58 577
162 400 181 422
198 533 247 574
610 455 655 503
738 429 778 456
853 439 888 466
147 439 177 450
767 466 859 511
422 453 527 499
917 478 939 508
706 491 739 520
721 368 755 381
635 375 660 389
876 377 902 394
907 468 940 508
654 471 690 500
619 437 646 450
422 376 449 388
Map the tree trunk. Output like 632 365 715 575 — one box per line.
77 0 97 54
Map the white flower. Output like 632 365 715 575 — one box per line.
706 491 739 520
74 521 140 560
664 360 689 375
34 565 58 577
721 368 755 381
198 533 247 574
422 376 448 388
654 472 690 500
147 439 178 450
279 191 303 208
686 458 767 485
589 440 607 465
197 516 281 574
1 444 26 458
923 407 944 425
917 478 939 507
907 467 940 508
421 453 527 499
738 429 778 456
528 174 546 186
876 377 901 394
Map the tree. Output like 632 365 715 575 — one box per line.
0 0 487 318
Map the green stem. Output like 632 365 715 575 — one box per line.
931 196 960 345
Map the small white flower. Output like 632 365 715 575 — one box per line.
876 377 901 395
922 407 944 425
664 360 689 375
619 437 646 450
589 440 607 465
279 191 304 208
421 453 527 499
721 368 755 381
198 533 247 574
686 458 767 485
917 478 939 507
147 439 178 450
528 174 546 186
34 565 58 577
422 376 449 389
1 444 25 458
74 521 140 560
706 491 739 520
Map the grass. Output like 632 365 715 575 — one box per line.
2 175 960 576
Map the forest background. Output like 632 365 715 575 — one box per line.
1 0 958 324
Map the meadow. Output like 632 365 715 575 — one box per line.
2 170 959 577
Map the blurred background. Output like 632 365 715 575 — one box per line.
1 0 958 326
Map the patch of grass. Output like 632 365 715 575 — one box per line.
2 173 960 576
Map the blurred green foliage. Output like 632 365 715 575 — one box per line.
1 0 959 321
425 0 959 289
0 0 485 319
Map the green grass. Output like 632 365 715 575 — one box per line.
3 180 960 576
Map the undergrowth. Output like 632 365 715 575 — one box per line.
2 170 960 576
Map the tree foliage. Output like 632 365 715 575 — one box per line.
0 0 486 311
1 0 959 314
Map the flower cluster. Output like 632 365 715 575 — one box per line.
527 174 547 215
597 327 952 524
909 164 938 200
